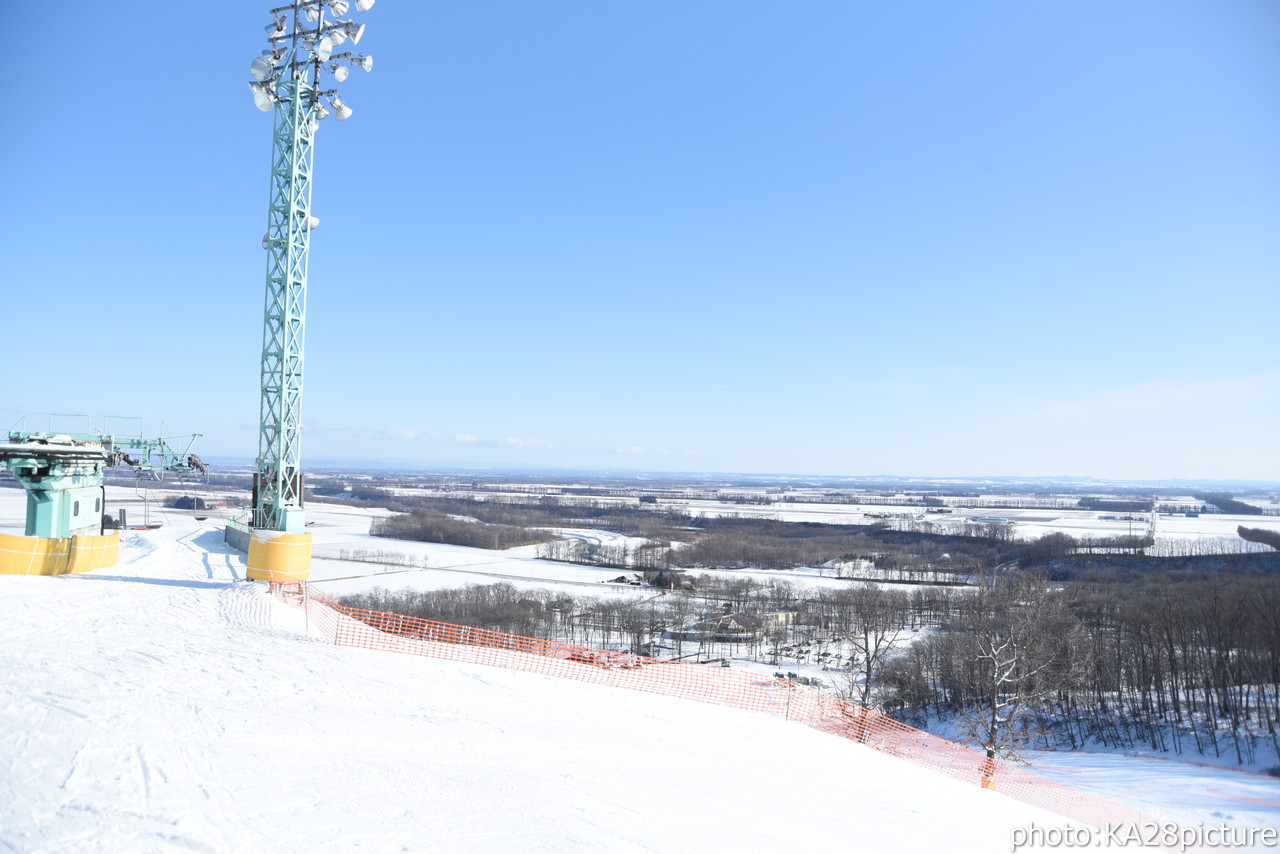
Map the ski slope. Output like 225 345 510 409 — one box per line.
0 502 1062 852
1 492 1278 851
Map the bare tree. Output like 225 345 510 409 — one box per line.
958 570 1083 771
833 584 912 709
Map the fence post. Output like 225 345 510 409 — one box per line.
980 754 997 790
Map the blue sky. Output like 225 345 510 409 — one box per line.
3 1 1277 481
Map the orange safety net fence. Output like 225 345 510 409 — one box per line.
272 582 1166 836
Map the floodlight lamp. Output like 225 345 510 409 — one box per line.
315 35 334 62
329 63 350 82
355 0 375 11
344 21 365 44
265 14 287 38
315 101 331 119
304 6 319 22
262 233 269 249
328 0 350 15
250 55 276 81
328 27 347 46
308 215 321 230
329 95 353 120
249 81 276 112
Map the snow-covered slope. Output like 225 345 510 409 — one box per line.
0 510 1088 853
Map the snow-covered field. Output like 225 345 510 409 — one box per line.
410 484 1280 549
488 491 1280 557
2 489 1279 851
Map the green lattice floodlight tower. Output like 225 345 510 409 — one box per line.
248 0 375 533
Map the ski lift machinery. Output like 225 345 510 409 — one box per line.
1 416 205 538
117 431 210 528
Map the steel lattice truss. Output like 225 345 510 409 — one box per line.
256 79 316 531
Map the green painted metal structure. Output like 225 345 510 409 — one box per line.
1 422 205 539
255 74 315 534
249 2 374 535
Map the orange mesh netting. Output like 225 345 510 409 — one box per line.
273 582 1168 836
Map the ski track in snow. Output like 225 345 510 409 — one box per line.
0 491 1277 852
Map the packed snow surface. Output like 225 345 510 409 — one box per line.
1 492 1278 852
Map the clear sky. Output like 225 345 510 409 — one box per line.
3 2 1277 481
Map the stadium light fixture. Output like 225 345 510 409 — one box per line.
248 1 374 119
250 55 276 82
248 80 276 111
329 95 353 121
331 20 364 44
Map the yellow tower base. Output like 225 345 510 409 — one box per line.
246 530 312 583
0 532 120 575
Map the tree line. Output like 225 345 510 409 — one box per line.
881 569 1280 767
1239 526 1280 551
339 563 1280 767
1198 494 1273 516
369 506 556 551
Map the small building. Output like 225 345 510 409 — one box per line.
670 612 764 643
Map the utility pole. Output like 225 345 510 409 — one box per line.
247 0 375 535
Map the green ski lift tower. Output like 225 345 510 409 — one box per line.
246 0 375 537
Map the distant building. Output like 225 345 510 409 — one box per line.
821 558 875 578
670 612 765 643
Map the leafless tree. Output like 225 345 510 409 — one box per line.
957 570 1083 766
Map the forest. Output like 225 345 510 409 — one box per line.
339 565 1280 768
